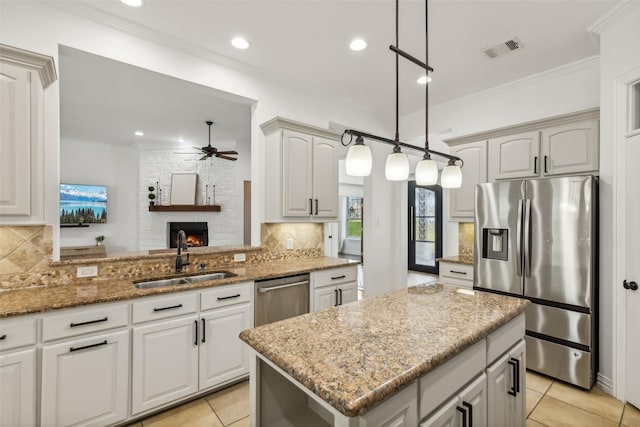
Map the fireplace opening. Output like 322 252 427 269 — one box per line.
167 222 208 248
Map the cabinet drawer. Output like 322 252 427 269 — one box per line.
486 313 525 365
132 292 198 324
313 266 357 288
0 317 36 352
201 282 252 311
439 262 474 281
43 303 128 342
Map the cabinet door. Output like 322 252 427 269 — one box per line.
486 353 510 427
488 131 540 181
541 119 599 176
132 316 198 415
449 141 487 220
458 374 487 427
0 348 36 427
312 137 339 218
509 340 526 427
199 303 251 390
313 286 337 312
360 382 418 426
41 330 128 427
282 130 313 217
420 395 459 427
338 281 358 306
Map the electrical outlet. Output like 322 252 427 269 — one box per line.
77 266 98 278
286 238 294 250
234 253 246 262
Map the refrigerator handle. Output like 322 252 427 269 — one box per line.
524 199 532 277
516 199 523 277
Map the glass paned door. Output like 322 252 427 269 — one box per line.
408 182 442 274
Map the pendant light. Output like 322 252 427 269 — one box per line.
345 136 372 176
441 159 463 188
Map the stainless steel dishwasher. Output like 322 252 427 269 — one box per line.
254 273 309 327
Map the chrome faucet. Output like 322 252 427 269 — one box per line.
175 230 190 273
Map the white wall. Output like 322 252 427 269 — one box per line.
60 139 138 254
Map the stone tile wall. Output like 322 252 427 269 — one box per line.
0 225 53 275
261 223 324 252
458 222 474 256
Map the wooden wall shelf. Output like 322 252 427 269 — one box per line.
148 205 221 212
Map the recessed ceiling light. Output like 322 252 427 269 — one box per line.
120 0 143 7
178 137 184 143
349 38 367 51
134 131 144 136
231 37 250 50
417 75 432 85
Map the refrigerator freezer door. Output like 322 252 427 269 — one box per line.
525 303 591 347
524 177 595 308
474 180 525 295
526 336 594 389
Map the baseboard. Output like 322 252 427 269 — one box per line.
597 373 614 396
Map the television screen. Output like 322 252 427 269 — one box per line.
60 184 108 224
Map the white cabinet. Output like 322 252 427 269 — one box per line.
0 348 36 427
448 141 487 220
311 265 358 311
420 374 486 427
541 119 599 176
438 262 474 289
41 330 129 427
486 340 525 427
262 117 340 222
359 382 418 427
488 131 540 181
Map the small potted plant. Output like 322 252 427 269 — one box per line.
95 235 104 246
148 186 156 206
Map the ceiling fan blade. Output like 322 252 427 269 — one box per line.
199 155 209 161
174 152 201 154
192 146 204 151
216 154 237 161
216 150 238 155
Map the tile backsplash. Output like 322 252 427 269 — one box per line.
0 225 53 275
261 223 324 252
458 222 474 256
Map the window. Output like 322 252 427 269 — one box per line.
408 182 442 274
346 197 362 239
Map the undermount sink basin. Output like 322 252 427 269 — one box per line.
134 271 237 289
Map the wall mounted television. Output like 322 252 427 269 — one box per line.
60 183 108 225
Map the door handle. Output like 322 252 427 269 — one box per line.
201 318 206 343
153 304 183 312
70 317 108 327
544 155 548 173
510 357 521 393
456 406 468 427
309 198 313 215
257 281 309 293
623 280 638 291
410 206 415 241
334 289 339 307
516 199 523 277
194 320 198 346
315 199 318 215
462 401 473 427
524 199 532 278
338 288 343 305
534 156 538 174
70 340 108 353
507 358 518 396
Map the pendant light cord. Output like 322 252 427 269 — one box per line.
394 0 400 144
424 0 430 158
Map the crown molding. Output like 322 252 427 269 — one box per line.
0 44 57 88
260 117 341 140
588 0 640 35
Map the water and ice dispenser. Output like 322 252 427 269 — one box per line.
481 228 508 261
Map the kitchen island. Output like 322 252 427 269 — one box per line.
240 283 529 427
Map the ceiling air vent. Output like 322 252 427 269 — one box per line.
483 37 522 59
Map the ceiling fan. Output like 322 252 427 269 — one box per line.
191 121 238 161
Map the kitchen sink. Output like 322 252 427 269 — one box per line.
134 271 237 289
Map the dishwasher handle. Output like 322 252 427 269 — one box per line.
257 280 309 293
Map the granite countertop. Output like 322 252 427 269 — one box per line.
0 257 357 318
240 284 528 417
437 254 474 265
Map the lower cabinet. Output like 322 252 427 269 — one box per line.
313 281 358 311
0 348 36 427
422 374 487 427
41 330 129 427
359 382 418 426
486 340 526 427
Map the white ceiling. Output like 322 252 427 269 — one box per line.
56 0 617 144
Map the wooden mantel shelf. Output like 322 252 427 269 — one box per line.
148 205 221 212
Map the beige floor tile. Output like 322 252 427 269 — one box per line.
527 389 544 417
622 403 640 427
206 381 250 426
546 381 624 423
526 419 547 427
142 398 223 427
529 396 618 427
228 416 250 427
526 370 554 394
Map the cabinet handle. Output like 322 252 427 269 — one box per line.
507 359 518 396
153 304 183 312
202 318 206 343
331 275 346 280
70 340 108 353
70 317 108 327
544 155 548 173
450 270 468 275
534 156 538 174
511 357 521 393
338 288 343 305
462 401 473 427
217 294 241 301
315 199 318 215
309 198 313 215
194 320 198 346
456 406 468 427
334 289 339 307
0 334 6 340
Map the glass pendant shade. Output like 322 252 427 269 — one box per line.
385 152 409 181
345 144 373 176
441 163 463 188
415 158 438 186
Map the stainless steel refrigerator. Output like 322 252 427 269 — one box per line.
474 176 597 389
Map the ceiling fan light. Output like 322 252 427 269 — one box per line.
441 162 463 188
385 151 409 181
415 158 438 185
120 0 143 7
345 139 372 176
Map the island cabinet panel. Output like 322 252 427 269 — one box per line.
40 330 129 427
0 348 36 427
486 340 525 427
420 395 459 427
358 381 418 427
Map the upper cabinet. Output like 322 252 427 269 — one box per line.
448 141 487 220
262 117 339 222
540 119 599 176
488 131 540 181
0 45 56 218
